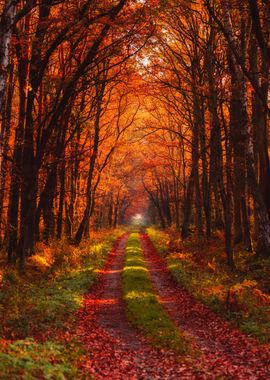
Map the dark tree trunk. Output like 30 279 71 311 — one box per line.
156 196 166 230
144 183 166 230
7 23 30 263
250 35 270 215
74 69 107 245
57 161 66 240
207 27 234 267
42 162 59 243
0 61 14 247
108 192 113 228
65 201 72 239
113 201 119 228
199 111 211 239
192 90 203 238
230 82 246 245
159 180 172 227
0 0 16 116
182 169 194 239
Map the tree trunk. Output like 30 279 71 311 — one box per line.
250 35 270 215
207 24 234 266
57 161 66 240
199 111 211 239
192 86 203 238
108 192 113 228
74 76 105 244
113 198 119 228
230 82 245 245
0 61 14 246
7 17 31 263
0 1 16 116
182 169 194 239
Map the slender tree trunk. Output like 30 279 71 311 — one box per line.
155 196 166 229
192 94 203 237
0 61 14 246
74 76 106 244
113 196 119 228
57 161 66 240
230 82 245 245
158 179 172 227
213 186 224 230
244 84 270 254
7 16 31 263
199 109 211 238
42 162 59 243
207 25 234 266
173 176 181 231
108 192 113 228
0 0 16 116
250 36 270 215
182 169 194 239
65 201 72 239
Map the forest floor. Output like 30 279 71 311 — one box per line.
1 229 270 379
75 231 270 379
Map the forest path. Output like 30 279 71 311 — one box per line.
141 233 270 379
76 233 195 379
76 232 270 379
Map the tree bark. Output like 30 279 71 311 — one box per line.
182 169 194 239
0 0 16 116
0 61 14 246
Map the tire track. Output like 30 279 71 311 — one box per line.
76 233 196 379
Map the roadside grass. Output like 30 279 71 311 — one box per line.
122 232 190 354
0 229 124 379
0 339 80 380
147 227 270 343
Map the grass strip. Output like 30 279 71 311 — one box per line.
123 232 190 354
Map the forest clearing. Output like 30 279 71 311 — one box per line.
1 0 270 378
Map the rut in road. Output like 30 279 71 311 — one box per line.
76 233 195 379
141 232 270 379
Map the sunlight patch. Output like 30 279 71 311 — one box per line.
126 290 153 300
124 266 148 272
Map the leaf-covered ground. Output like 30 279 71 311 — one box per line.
0 230 124 379
147 227 270 343
76 233 195 379
141 233 270 379
1 230 270 379
75 232 270 379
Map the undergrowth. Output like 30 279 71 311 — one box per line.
147 227 270 343
123 232 190 354
0 339 79 380
0 229 124 379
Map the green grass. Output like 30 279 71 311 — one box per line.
0 229 124 379
146 227 168 255
0 340 79 380
147 227 270 343
122 232 190 353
